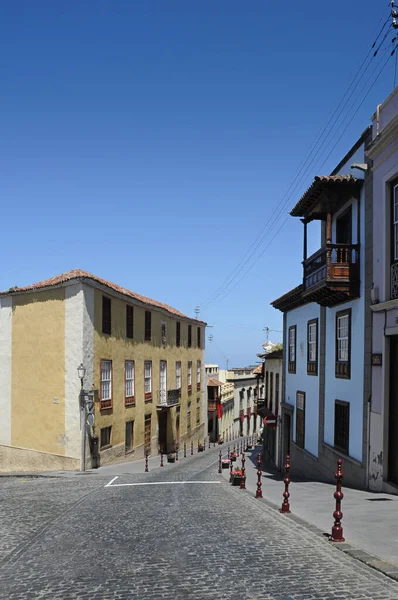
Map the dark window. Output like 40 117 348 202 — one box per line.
188 325 192 348
187 409 191 432
126 305 134 339
196 406 200 425
335 309 351 379
161 322 166 348
197 327 201 348
288 326 296 374
100 426 112 448
125 420 134 452
176 321 181 347
145 311 151 342
334 401 350 455
307 318 318 376
296 391 305 449
102 296 111 335
336 207 352 245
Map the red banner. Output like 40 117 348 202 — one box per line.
217 402 223 420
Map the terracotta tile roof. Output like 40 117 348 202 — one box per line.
252 364 263 375
290 174 362 218
207 378 224 387
1 268 206 324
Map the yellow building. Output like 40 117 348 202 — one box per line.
0 269 206 472
219 382 234 442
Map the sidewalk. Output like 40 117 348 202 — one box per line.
221 444 398 580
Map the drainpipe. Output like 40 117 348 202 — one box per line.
366 395 371 490
376 104 381 136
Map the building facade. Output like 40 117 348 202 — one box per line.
225 367 259 438
271 128 373 488
367 87 398 492
0 269 206 472
258 347 283 469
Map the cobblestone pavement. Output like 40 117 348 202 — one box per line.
1 450 398 599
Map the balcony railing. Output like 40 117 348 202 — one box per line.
157 388 181 407
303 243 359 305
391 263 398 299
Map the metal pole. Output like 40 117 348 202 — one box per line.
80 382 86 473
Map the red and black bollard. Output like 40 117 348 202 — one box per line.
240 454 246 489
191 441 194 455
256 453 263 498
145 450 149 473
218 450 222 474
160 452 164 467
330 459 345 542
280 455 291 513
184 442 186 458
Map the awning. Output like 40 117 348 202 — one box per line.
207 378 224 387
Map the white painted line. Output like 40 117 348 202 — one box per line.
105 480 221 488
105 476 119 487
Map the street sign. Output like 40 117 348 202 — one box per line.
263 415 277 427
87 413 95 427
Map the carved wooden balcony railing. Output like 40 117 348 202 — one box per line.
303 243 360 306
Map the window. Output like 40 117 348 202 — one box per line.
188 361 192 393
197 360 201 391
126 305 134 339
161 321 167 349
100 426 112 448
100 360 112 409
270 372 274 413
144 360 152 401
125 420 134 452
196 405 200 425
295 391 305 449
187 408 191 432
176 321 181 347
275 373 280 417
335 309 351 379
145 311 151 341
102 296 111 335
159 360 167 404
197 327 201 348
188 325 192 348
144 414 151 453
288 326 296 373
334 401 350 455
176 361 181 390
307 319 318 376
125 360 135 406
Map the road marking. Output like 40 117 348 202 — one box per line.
105 477 220 488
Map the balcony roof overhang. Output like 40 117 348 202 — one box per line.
271 284 309 313
290 175 363 221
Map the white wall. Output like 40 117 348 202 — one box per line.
285 302 320 457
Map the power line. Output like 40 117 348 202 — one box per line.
200 6 391 310
200 6 394 311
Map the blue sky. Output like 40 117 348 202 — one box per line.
1 0 395 367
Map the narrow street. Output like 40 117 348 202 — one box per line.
1 447 398 600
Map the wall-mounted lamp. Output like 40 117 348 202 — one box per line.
371 283 379 305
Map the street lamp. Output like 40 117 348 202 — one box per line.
77 363 87 472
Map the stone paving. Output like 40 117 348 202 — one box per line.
1 446 398 599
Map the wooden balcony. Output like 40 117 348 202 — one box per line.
156 388 181 408
303 243 360 306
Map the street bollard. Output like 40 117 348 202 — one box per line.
218 450 222 474
240 454 246 490
191 441 194 455
330 459 345 542
213 440 216 448
145 451 149 473
184 442 186 458
197 440 200 453
256 453 263 498
280 455 291 513
233 444 236 454
160 452 164 467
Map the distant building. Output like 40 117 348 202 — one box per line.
225 367 259 438
0 269 206 472
257 347 283 468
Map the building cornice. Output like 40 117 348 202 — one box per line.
370 298 398 312
367 114 398 161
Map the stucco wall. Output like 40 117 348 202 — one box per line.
11 289 66 455
93 288 205 459
285 302 320 457
0 444 79 473
0 296 12 446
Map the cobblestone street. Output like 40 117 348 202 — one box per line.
1 448 398 599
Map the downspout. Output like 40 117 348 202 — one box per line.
366 394 371 490
376 104 381 136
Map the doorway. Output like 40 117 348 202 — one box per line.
158 411 167 455
336 207 352 245
389 336 398 484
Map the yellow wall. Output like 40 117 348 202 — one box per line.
11 289 66 454
93 289 204 457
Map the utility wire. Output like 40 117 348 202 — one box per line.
200 6 391 310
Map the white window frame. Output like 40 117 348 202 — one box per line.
337 315 349 362
197 360 201 384
289 327 296 362
308 322 317 362
101 360 112 401
159 360 167 404
176 361 181 389
188 361 192 387
144 360 152 394
125 360 135 399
